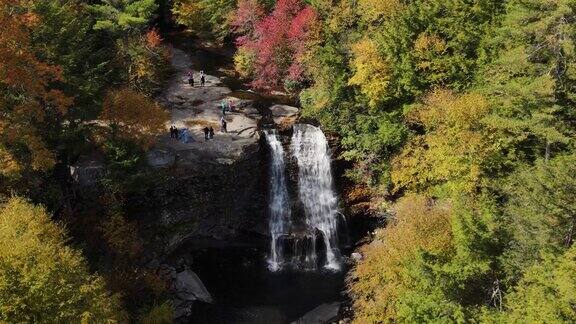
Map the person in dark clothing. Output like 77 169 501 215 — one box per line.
208 127 214 139
200 71 206 87
203 127 209 141
221 118 227 133
187 70 194 86
169 126 174 138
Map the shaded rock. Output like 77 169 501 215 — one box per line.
158 264 177 281
70 155 107 186
293 302 340 324
270 104 299 120
146 148 176 168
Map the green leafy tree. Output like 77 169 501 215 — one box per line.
479 0 575 164
90 0 158 35
0 197 125 322
349 194 454 322
500 246 576 323
140 302 173 324
350 194 502 323
172 0 237 39
502 154 576 282
31 0 114 114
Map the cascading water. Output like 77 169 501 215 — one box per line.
292 124 341 270
264 130 292 271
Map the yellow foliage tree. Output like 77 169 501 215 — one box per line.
0 197 125 322
116 31 172 95
348 39 392 108
234 47 257 79
357 0 403 22
100 211 144 261
100 89 169 149
391 89 492 194
413 32 449 82
140 301 173 324
172 0 208 31
349 194 453 322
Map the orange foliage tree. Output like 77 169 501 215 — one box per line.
100 89 169 149
0 0 72 179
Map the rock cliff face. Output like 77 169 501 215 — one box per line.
127 46 303 257
128 141 268 256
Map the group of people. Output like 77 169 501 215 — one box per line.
179 68 230 142
170 125 192 143
169 125 180 139
220 99 234 115
187 70 205 87
202 126 215 141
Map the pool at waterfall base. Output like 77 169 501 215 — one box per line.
187 247 348 324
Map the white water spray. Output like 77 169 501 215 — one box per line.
264 130 292 271
292 124 341 270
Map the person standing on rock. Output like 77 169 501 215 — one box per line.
221 117 227 133
203 127 209 141
170 125 176 138
209 126 214 139
187 70 194 87
221 100 227 116
200 71 206 87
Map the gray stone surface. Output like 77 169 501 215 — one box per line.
351 252 363 262
173 269 213 303
146 148 176 168
156 266 213 321
154 48 261 167
294 302 340 324
270 104 299 118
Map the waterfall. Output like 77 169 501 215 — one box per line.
292 124 341 270
264 130 292 271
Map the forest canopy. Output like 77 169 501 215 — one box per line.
1 0 575 322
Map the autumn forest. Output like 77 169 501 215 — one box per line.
1 0 575 323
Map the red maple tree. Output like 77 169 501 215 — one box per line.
233 0 318 90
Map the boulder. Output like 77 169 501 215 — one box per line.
270 104 299 120
171 269 213 320
269 104 299 129
351 252 363 262
173 269 213 303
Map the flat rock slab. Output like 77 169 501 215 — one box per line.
270 104 299 127
150 47 261 167
146 148 176 168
